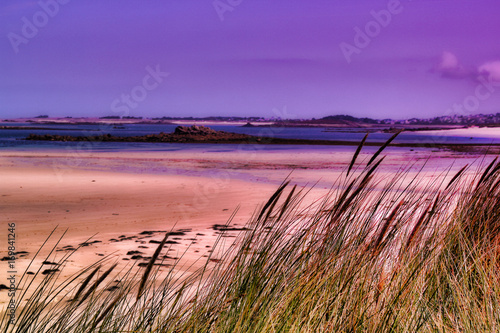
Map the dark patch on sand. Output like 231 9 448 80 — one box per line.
211 224 248 231
79 240 102 246
42 269 60 275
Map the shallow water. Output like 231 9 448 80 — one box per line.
1 123 499 151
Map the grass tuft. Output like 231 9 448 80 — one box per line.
2 141 500 332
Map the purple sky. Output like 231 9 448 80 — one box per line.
1 0 500 120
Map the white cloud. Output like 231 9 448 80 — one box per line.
434 51 476 80
438 51 460 70
478 61 500 82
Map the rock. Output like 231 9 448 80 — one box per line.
25 125 254 144
174 125 217 135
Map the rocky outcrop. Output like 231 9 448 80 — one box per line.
25 126 255 144
174 125 217 135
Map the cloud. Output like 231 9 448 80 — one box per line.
438 51 460 70
478 61 500 82
434 51 475 80
433 52 500 83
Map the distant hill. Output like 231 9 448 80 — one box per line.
4 112 500 127
275 114 378 127
319 115 378 124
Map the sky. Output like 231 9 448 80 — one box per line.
1 0 500 120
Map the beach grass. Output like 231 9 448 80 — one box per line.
2 138 500 332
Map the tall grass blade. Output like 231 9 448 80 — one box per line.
477 157 497 187
78 264 117 306
367 130 402 166
478 158 500 189
89 290 125 331
72 265 101 302
276 185 297 222
257 180 290 221
405 201 432 250
137 232 169 300
445 164 468 190
347 133 369 176
373 200 404 255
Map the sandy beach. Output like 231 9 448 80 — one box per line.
0 144 493 305
415 127 500 139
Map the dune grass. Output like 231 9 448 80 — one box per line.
2 139 500 332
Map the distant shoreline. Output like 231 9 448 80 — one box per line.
0 117 473 132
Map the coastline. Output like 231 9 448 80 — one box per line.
0 117 477 131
